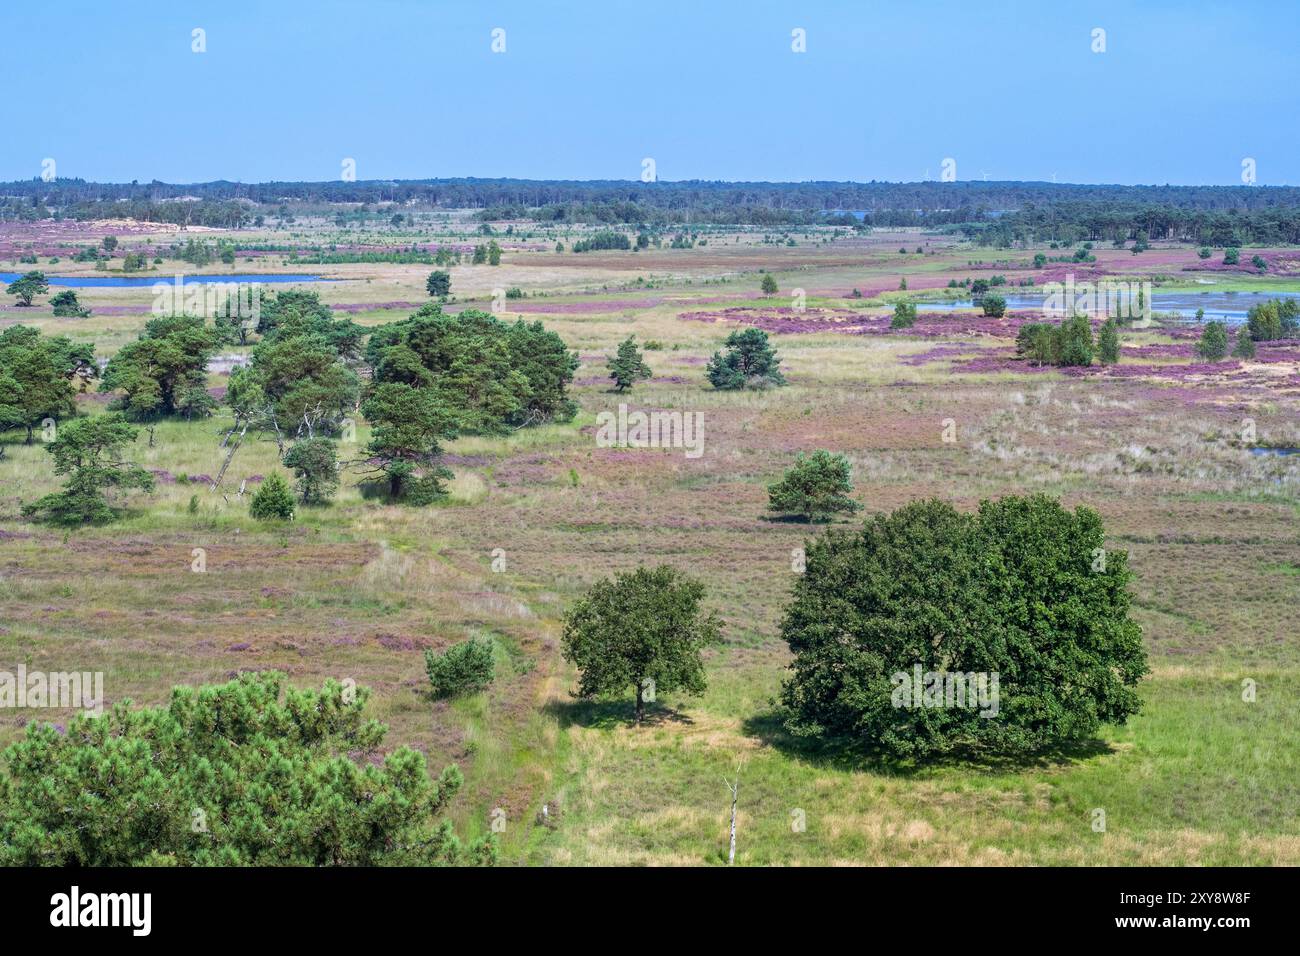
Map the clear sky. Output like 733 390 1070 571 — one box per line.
5 0 1297 186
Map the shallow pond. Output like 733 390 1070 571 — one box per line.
0 272 336 288
914 290 1300 324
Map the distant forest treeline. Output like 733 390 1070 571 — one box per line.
5 178 1300 244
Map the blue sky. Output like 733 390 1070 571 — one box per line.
5 0 1297 185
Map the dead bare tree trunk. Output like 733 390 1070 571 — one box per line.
723 767 739 865
212 421 248 492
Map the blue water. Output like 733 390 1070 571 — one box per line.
0 272 335 288
915 290 1300 324
1250 447 1300 457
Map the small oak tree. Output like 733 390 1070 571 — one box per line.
768 450 862 522
562 565 722 722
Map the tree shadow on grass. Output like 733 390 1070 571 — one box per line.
741 708 1115 778
357 481 396 502
544 697 695 731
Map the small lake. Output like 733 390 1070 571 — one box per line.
914 290 1300 324
0 272 336 288
1250 447 1300 457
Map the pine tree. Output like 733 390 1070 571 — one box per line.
707 328 786 390
1098 317 1120 364
1195 321 1229 362
1232 327 1256 360
607 336 652 392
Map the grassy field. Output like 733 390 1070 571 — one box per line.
2 224 1299 865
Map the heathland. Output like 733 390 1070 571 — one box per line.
1 205 1297 865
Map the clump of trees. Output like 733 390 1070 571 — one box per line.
562 565 722 722
1015 315 1094 367
100 315 219 422
571 231 631 253
607 335 651 391
425 637 496 699
367 305 579 433
22 414 154 525
768 450 861 522
707 328 786 390
1242 298 1300 342
0 673 494 865
361 305 578 503
779 495 1147 759
0 326 97 443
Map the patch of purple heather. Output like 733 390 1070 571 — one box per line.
512 297 665 314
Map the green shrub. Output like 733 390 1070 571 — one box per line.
981 293 1006 318
1053 314 1094 366
424 637 496 699
425 270 451 298
891 301 917 329
249 472 295 520
779 495 1148 759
